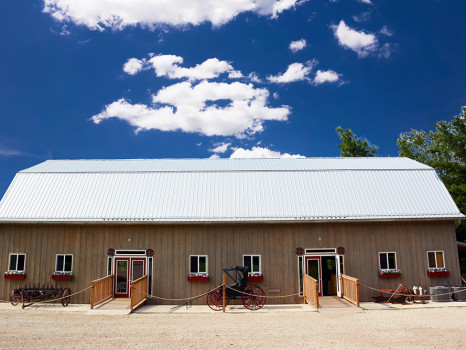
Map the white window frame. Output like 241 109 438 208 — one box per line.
298 256 304 296
8 253 26 272
243 254 262 275
378 252 397 270
107 256 113 276
55 254 73 273
189 255 208 274
427 250 445 269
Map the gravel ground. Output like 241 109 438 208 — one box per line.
0 306 465 349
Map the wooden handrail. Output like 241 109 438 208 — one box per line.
131 275 148 285
341 274 359 282
91 275 114 283
130 275 148 312
303 274 319 311
90 274 114 309
340 274 360 307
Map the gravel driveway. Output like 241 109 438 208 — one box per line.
0 305 465 349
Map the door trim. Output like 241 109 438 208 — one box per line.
114 256 147 298
114 257 130 298
305 256 322 296
131 257 147 282
301 253 345 297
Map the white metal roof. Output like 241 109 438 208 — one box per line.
0 158 463 223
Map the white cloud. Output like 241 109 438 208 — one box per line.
91 81 290 137
289 39 307 53
331 20 378 57
210 142 231 154
270 0 305 18
267 61 342 85
0 147 24 157
248 72 262 83
124 55 241 81
59 24 70 35
209 154 220 159
380 26 393 37
230 146 304 158
379 43 393 58
149 55 238 81
352 12 370 23
123 58 146 75
267 61 315 83
273 92 279 99
314 70 340 85
43 0 305 29
228 70 243 79
358 0 372 4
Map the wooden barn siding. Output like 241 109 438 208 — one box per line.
0 221 460 304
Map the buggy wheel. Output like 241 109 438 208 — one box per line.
10 289 21 306
206 288 229 311
242 284 266 311
61 288 71 307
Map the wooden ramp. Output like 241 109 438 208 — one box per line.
87 298 131 315
318 296 362 313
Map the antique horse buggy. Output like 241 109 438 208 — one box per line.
206 266 266 311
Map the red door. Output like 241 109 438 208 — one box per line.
130 258 146 283
114 257 146 298
305 256 322 296
114 257 130 298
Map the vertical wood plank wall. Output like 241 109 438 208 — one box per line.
0 221 461 304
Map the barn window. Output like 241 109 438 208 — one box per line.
427 251 445 269
190 255 208 274
8 253 26 272
243 255 261 275
379 252 397 270
56 254 73 273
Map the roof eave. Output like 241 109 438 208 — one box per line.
0 215 464 225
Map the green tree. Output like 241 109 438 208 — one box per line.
336 126 378 157
397 107 466 242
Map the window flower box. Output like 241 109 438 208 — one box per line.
187 273 211 282
4 272 26 280
248 274 263 282
52 272 73 281
378 269 402 278
427 268 449 277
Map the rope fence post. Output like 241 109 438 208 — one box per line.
90 282 94 309
356 280 360 308
222 273 226 313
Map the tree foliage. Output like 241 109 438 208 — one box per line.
336 126 378 157
397 107 466 241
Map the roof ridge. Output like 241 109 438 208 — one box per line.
41 157 410 161
19 168 435 174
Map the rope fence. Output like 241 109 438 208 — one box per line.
134 282 465 305
136 283 226 302
132 283 317 304
1 280 464 307
360 283 466 298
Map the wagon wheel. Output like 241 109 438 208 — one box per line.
206 288 229 311
9 289 21 306
61 288 71 307
242 284 266 311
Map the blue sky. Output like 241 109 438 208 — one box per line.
0 0 465 195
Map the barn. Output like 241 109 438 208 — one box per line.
0 157 464 305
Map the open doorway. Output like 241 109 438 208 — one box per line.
321 257 337 296
302 252 344 297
